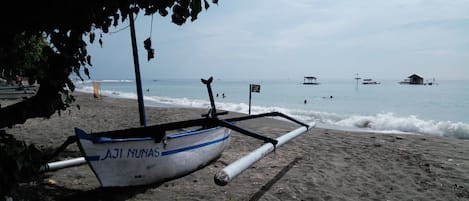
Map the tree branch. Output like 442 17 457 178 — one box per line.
0 84 64 129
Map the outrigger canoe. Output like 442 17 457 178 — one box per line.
43 77 312 187
75 126 230 187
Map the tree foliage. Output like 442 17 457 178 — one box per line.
0 1 219 198
0 131 43 198
0 0 218 129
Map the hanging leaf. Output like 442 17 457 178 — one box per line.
190 0 202 21
145 6 158 15
172 4 186 25
121 8 129 22
84 67 90 78
113 14 120 27
89 32 95 43
86 55 92 66
73 67 82 81
65 79 76 92
143 37 154 61
204 0 210 10
144 37 151 50
147 48 155 61
159 8 168 17
99 38 103 47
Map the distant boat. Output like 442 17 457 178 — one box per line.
362 78 380 85
303 76 319 85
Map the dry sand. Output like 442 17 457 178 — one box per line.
3 92 469 201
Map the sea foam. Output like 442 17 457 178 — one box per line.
75 87 469 140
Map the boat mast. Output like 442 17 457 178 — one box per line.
129 11 147 127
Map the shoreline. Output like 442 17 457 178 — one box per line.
74 86 469 140
3 92 469 200
76 89 469 141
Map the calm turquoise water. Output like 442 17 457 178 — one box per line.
74 79 469 139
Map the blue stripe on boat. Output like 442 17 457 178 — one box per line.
86 156 100 161
166 127 220 139
162 135 230 156
84 135 230 161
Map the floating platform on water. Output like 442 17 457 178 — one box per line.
303 76 320 85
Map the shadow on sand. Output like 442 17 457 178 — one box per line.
15 155 225 201
17 178 162 201
59 185 161 201
249 157 302 201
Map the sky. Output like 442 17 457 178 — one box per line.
85 0 469 81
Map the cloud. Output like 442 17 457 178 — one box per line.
88 0 469 80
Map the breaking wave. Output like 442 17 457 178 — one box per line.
73 79 134 84
75 87 469 140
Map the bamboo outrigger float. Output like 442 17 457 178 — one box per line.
214 121 315 186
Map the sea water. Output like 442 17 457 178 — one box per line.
74 79 469 139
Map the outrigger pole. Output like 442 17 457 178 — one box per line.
40 157 86 172
214 121 315 186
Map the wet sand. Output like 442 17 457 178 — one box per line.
4 92 469 201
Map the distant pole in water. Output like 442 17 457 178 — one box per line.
129 11 146 127
355 73 361 91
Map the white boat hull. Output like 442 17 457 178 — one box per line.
75 127 230 187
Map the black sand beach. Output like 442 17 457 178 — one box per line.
3 92 469 201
